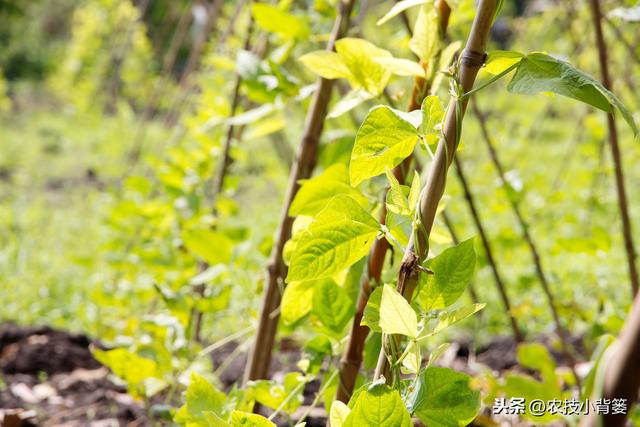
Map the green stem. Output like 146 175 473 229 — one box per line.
460 61 518 99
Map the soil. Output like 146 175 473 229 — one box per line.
0 323 583 427
0 324 147 427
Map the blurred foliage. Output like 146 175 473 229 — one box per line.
0 0 639 424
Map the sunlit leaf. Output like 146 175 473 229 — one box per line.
420 95 445 148
420 238 476 310
335 38 393 95
298 50 351 80
350 106 420 186
377 0 429 26
507 53 637 134
410 4 440 61
483 50 523 75
361 286 383 333
252 4 309 39
281 280 316 325
373 57 425 77
312 279 353 334
230 410 276 426
343 383 412 426
330 401 351 427
174 373 225 426
287 195 380 282
407 367 480 427
182 228 233 265
401 340 421 374
290 164 367 216
420 303 485 338
379 284 418 338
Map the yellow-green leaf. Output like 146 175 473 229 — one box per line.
350 106 420 186
287 195 380 282
298 50 351 80
252 4 309 39
290 164 367 216
379 284 418 338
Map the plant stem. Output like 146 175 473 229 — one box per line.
243 0 356 385
453 155 523 342
588 0 639 297
373 0 498 383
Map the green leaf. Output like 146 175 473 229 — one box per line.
582 334 615 400
427 343 451 366
335 38 393 95
93 348 158 390
174 373 226 426
507 53 637 134
501 343 564 423
343 383 412 427
516 343 557 386
483 50 523 75
408 171 421 211
420 238 476 310
287 195 380 282
401 341 421 374
385 171 411 216
492 0 505 24
330 401 351 427
328 88 376 119
298 50 351 80
421 303 486 338
182 228 233 265
502 375 561 423
420 95 445 148
361 286 383 333
251 4 309 39
372 57 425 77
377 0 429 26
281 280 316 325
248 373 306 414
350 106 420 186
312 279 354 334
409 4 440 61
379 284 418 338
230 411 276 427
290 164 367 216
408 367 480 427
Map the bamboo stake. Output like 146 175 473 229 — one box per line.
243 0 356 384
453 155 523 342
588 0 639 297
471 101 581 387
580 292 640 427
373 0 498 383
334 0 451 403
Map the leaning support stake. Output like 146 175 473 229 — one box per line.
471 101 581 388
588 0 639 297
374 0 498 382
243 0 355 384
453 155 523 342
580 292 640 427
